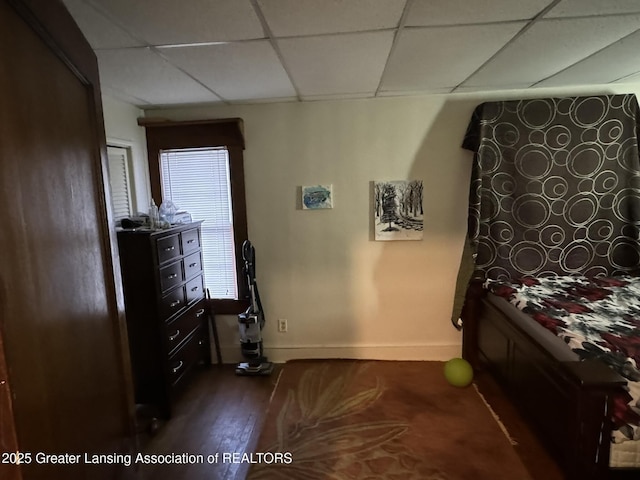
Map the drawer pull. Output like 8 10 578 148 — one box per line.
167 273 178 279
168 330 180 341
189 262 197 268
170 300 181 308
164 246 175 252
195 308 205 318
172 361 184 374
187 239 195 244
191 286 199 292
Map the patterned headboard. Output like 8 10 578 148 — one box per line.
463 94 640 280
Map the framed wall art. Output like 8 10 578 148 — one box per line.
302 184 333 210
374 180 423 240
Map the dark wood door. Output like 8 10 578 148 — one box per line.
0 1 134 479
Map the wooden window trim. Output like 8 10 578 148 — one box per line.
141 118 249 314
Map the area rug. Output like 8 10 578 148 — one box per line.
247 360 533 480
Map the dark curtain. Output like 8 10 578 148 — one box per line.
462 94 640 281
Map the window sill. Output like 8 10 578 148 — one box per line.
209 298 249 315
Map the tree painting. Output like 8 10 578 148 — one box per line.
380 183 399 231
374 180 423 240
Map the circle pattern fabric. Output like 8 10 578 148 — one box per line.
463 95 640 280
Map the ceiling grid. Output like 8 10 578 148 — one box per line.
60 0 640 107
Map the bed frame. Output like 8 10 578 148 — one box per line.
461 280 638 480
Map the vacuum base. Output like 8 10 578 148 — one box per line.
235 361 274 376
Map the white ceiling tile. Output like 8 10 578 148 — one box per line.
89 0 264 45
381 23 525 91
62 0 144 48
96 48 221 106
462 15 640 88
256 0 406 37
405 0 552 26
228 96 298 105
616 71 640 84
377 87 453 97
454 84 527 93
300 92 375 102
277 31 395 96
100 85 151 106
157 41 297 101
545 0 640 17
537 29 640 87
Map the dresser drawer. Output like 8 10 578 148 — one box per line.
160 286 185 320
184 252 202 280
181 228 200 254
165 302 206 355
186 275 205 305
167 327 209 387
159 260 183 293
156 234 180 264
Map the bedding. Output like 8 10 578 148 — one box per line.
484 275 640 444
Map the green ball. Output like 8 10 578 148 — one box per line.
444 358 473 387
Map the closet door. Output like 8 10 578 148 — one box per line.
0 1 133 479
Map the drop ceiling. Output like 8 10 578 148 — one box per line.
61 0 640 108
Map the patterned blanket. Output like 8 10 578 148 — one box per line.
484 275 640 443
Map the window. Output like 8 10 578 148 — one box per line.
160 147 237 299
106 145 133 220
142 118 248 314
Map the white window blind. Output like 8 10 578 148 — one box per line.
107 145 132 220
160 147 237 299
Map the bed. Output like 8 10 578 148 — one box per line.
458 94 640 480
461 281 637 479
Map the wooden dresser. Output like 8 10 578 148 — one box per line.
117 221 211 418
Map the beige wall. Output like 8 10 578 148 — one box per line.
105 84 640 363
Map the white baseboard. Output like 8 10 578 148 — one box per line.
211 343 462 364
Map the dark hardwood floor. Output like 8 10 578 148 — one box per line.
131 363 564 480
133 364 282 480
473 369 566 480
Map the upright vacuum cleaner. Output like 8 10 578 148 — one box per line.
236 240 274 376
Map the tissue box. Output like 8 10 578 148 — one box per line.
173 211 192 224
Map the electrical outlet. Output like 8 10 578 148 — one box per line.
278 318 288 333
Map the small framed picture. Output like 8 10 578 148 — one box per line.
302 184 333 209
